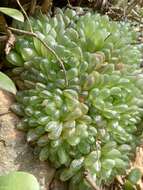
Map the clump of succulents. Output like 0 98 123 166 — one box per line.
8 8 143 189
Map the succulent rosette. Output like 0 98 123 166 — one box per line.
8 8 143 189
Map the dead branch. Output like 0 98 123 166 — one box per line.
84 170 101 190
16 0 33 32
5 28 16 55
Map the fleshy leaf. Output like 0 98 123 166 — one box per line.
127 168 142 184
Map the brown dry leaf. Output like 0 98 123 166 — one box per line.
41 0 53 13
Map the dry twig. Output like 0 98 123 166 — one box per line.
84 170 101 190
5 28 15 55
125 0 141 15
16 0 33 32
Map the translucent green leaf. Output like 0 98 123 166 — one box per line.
70 157 84 172
115 159 127 169
105 149 121 159
39 146 49 161
102 159 115 170
60 169 74 181
123 180 136 190
127 168 142 184
7 51 24 66
57 146 69 164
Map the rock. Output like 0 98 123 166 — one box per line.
0 90 14 115
0 90 57 190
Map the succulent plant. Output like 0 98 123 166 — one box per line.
8 8 143 189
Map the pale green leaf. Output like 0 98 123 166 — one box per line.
0 171 40 190
0 7 24 22
0 72 16 94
